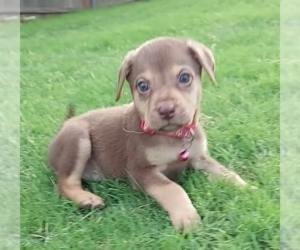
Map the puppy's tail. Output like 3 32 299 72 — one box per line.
65 104 76 120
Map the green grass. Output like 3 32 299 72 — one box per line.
20 0 279 249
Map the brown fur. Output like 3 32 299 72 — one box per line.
48 37 248 232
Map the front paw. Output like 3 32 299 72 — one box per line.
223 171 247 186
170 205 201 232
232 173 247 186
229 173 258 189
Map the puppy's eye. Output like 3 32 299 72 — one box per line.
179 73 191 84
137 81 149 93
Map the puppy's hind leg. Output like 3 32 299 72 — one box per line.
51 123 105 209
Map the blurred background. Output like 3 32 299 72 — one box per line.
0 0 143 22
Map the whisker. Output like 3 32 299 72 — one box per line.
122 127 145 134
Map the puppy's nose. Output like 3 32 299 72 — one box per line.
157 103 175 120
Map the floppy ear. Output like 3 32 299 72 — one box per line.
116 50 136 102
186 40 216 84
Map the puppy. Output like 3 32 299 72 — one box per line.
48 37 248 232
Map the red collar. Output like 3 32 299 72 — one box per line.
140 119 196 139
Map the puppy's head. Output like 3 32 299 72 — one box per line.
116 37 216 131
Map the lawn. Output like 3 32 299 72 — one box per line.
20 0 279 249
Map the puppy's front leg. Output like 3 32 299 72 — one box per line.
191 155 247 186
131 168 200 232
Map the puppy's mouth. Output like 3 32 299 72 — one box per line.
159 124 184 132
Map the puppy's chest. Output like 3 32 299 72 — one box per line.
157 162 188 175
145 138 203 168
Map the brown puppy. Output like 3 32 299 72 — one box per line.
48 37 248 232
